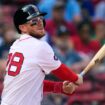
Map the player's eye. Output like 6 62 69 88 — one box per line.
31 16 43 22
30 21 37 26
26 16 44 26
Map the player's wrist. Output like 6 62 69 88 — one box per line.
54 82 63 93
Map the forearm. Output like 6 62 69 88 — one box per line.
43 80 63 93
51 64 78 82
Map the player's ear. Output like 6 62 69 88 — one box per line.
19 24 27 33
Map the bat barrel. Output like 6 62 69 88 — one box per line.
80 44 105 76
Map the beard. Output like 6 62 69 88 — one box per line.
29 30 45 39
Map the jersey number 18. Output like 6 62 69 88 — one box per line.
7 52 24 76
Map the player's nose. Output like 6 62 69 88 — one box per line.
37 19 44 27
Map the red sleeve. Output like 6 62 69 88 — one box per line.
43 80 63 93
43 80 73 95
51 64 78 82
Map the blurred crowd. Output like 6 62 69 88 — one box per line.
0 0 105 105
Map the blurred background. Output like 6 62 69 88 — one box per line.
0 0 105 105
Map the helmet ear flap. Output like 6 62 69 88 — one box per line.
43 19 46 27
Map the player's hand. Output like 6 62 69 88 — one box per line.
62 81 78 94
75 74 83 86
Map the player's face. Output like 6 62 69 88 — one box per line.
22 16 45 38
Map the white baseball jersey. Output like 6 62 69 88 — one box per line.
1 34 61 105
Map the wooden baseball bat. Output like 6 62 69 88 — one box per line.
80 44 105 76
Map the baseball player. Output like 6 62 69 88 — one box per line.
1 4 83 105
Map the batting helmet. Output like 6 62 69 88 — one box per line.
13 4 47 33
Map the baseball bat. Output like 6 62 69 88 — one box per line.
80 44 105 76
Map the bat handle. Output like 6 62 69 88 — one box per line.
80 71 86 77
